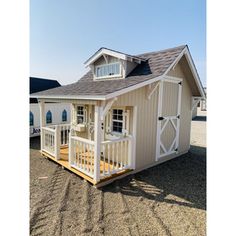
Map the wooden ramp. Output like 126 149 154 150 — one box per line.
41 147 131 186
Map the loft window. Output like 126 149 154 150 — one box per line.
95 62 121 78
46 110 52 124
62 109 67 122
77 106 85 124
30 111 34 126
112 109 123 133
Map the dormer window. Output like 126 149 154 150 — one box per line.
95 62 121 79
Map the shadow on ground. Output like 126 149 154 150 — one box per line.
193 116 207 122
102 145 206 211
30 137 206 211
30 136 40 150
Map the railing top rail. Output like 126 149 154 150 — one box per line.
71 135 95 145
49 123 71 128
42 126 56 133
102 135 133 144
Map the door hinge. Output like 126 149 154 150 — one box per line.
158 117 164 121
175 148 178 152
177 115 180 119
178 82 182 85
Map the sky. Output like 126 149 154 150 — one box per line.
30 0 206 86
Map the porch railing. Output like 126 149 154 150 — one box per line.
69 136 95 178
41 124 71 159
69 135 133 181
41 126 56 156
100 136 132 178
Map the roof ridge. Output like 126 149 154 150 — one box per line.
136 45 187 57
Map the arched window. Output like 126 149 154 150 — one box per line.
62 109 67 122
30 111 34 126
46 110 52 124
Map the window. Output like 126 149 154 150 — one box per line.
30 112 34 126
62 109 67 122
77 106 85 124
112 109 123 133
46 110 52 124
96 62 121 78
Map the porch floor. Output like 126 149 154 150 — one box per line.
41 147 132 185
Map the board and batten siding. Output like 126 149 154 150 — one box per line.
113 86 158 169
167 62 193 154
113 60 193 170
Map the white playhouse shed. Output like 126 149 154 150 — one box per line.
31 45 205 186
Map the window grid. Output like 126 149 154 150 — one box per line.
96 62 121 78
77 106 85 124
112 109 123 133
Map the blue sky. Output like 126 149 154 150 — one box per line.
30 0 206 86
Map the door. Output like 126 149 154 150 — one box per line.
156 79 182 160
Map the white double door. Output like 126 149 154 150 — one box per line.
156 79 182 160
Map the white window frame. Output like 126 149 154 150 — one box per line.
111 108 124 134
77 105 86 124
95 62 121 79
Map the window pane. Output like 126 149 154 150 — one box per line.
117 115 123 120
30 112 34 126
46 111 52 124
77 116 84 124
96 63 120 78
62 110 67 122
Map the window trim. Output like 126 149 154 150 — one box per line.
111 108 124 134
76 105 85 124
95 62 122 79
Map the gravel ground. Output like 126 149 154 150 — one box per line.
30 109 206 236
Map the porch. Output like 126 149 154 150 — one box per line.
39 100 136 185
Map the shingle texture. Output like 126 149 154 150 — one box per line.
32 45 186 97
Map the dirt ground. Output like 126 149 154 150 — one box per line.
30 108 206 236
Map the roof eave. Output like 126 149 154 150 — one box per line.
30 94 107 101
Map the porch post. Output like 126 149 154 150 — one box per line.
94 105 102 183
131 106 138 169
39 100 45 152
55 125 61 160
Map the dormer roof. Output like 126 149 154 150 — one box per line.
84 47 146 67
31 45 205 100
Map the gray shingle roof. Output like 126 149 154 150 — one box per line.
31 45 186 98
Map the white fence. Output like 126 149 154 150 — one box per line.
41 126 56 156
100 136 132 178
41 124 71 159
69 135 132 181
69 136 95 178
42 124 133 182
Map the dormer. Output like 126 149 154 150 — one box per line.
84 48 146 81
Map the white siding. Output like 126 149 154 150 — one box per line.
30 103 71 137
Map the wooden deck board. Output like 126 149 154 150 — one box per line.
41 147 131 186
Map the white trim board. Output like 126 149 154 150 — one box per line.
84 48 145 67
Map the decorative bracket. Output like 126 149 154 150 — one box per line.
146 81 160 100
101 97 117 120
191 97 201 112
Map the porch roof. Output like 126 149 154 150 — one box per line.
31 45 204 100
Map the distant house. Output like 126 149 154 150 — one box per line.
201 87 207 111
31 45 205 187
30 77 71 137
